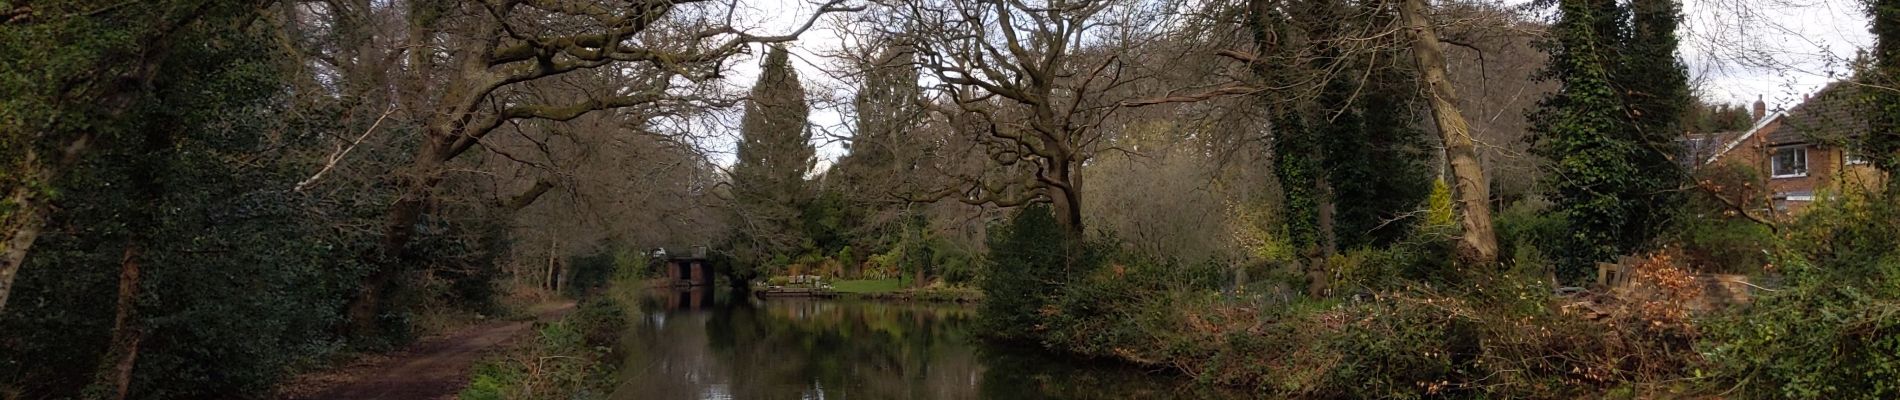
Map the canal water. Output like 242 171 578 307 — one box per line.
606 288 1247 399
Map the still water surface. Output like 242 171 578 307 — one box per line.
607 289 1246 399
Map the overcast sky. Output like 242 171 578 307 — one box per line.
706 0 1876 168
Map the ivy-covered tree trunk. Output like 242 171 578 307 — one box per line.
1530 0 1682 276
347 137 448 338
1868 0 1900 191
1399 0 1499 265
1618 0 1690 248
0 0 251 314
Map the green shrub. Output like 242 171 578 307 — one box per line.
1671 215 1776 274
978 204 1084 341
1703 194 1900 399
0 21 382 398
459 297 626 400
1495 197 1571 281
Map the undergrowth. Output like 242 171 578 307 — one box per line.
458 296 628 400
981 193 1900 399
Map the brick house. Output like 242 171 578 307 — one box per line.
1702 83 1888 214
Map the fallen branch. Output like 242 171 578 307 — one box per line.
295 108 393 192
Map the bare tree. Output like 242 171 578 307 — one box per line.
884 0 1165 237
280 0 861 336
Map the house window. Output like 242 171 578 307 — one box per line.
1846 151 1870 166
1776 191 1815 202
1771 145 1808 178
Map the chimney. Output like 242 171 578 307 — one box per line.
1752 95 1767 121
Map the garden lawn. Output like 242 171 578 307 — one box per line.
831 279 902 294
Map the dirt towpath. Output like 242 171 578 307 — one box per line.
278 302 576 400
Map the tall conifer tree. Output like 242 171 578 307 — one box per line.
1619 0 1691 241
730 46 816 274
1531 0 1645 276
1866 0 1900 188
1531 0 1691 276
831 42 928 252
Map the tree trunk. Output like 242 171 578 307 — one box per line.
1048 161 1086 238
1316 169 1337 258
1399 0 1499 265
546 238 559 292
345 140 446 337
0 187 48 313
98 245 145 400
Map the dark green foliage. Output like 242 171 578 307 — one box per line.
1256 0 1432 255
833 43 925 205
567 250 619 298
727 45 816 282
1322 70 1435 249
0 0 257 187
1531 0 1689 280
1688 100 1758 133
1864 0 1900 186
1271 111 1327 251
1619 0 1692 240
800 189 851 255
978 204 1082 341
0 12 367 398
406 211 512 317
1494 198 1568 275
566 244 652 298
1705 195 1900 399
461 297 628 400
1674 163 1776 273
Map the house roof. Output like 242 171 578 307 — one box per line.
1702 80 1873 164
1704 110 1787 165
1682 130 1743 167
1773 82 1872 145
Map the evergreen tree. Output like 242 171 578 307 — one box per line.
2 8 370 396
1866 0 1900 188
830 42 926 252
1531 0 1647 277
1325 66 1434 248
836 43 925 192
1618 0 1691 240
729 46 816 279
1527 0 1691 276
1252 0 1432 256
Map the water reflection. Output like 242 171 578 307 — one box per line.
610 289 1245 400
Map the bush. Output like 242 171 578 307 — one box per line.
1703 194 1900 399
1671 215 1776 274
1671 161 1779 274
1495 197 1571 281
978 204 1084 341
0 26 375 398
460 297 626 400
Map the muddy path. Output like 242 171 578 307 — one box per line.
278 302 576 400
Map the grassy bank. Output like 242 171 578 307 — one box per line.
457 295 629 400
831 279 984 302
831 279 902 293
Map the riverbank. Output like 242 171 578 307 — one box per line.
277 301 575 400
825 279 985 303
544 286 1249 398
457 294 632 399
